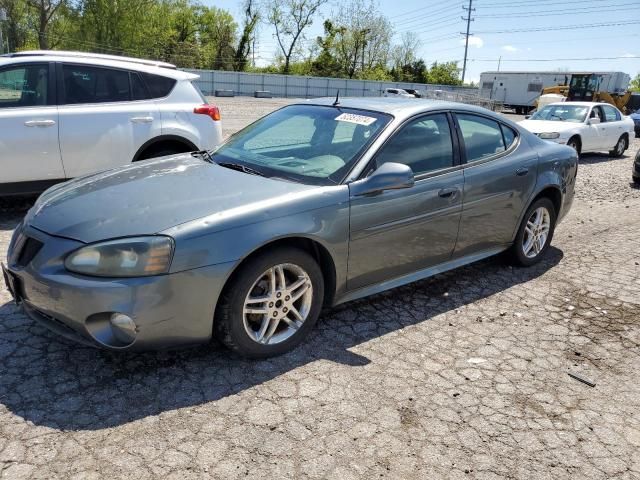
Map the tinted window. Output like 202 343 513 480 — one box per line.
141 73 176 98
376 113 454 175
63 65 130 104
501 124 517 149
602 105 621 122
0 64 49 108
130 73 148 100
457 114 506 162
211 105 390 185
590 106 605 122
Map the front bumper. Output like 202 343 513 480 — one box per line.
4 224 235 351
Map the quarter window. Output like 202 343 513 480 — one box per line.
141 73 176 98
62 65 130 104
457 114 506 162
0 64 49 108
375 113 454 175
501 124 518 149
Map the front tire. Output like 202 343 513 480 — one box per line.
214 247 324 358
510 198 556 267
609 135 627 158
566 136 581 156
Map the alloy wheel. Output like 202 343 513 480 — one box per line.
522 207 551 259
242 263 313 345
616 138 625 156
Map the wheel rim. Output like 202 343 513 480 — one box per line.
242 263 313 345
616 138 625 155
522 207 551 259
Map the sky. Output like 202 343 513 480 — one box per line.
202 0 640 84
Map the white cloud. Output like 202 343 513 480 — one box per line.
622 53 638 58
502 45 518 52
460 36 484 48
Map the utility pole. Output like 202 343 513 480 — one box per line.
461 0 475 84
497 56 502 71
0 8 6 55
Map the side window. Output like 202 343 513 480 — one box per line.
501 124 518 149
140 73 176 98
130 73 148 100
0 64 49 108
457 114 506 162
602 105 621 122
375 113 454 175
62 65 130 104
590 106 605 122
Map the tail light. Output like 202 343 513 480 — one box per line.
194 105 221 121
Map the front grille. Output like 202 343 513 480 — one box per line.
16 237 44 267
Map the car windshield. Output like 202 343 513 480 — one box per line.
530 105 589 123
210 104 391 185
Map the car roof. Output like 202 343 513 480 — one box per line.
301 97 497 119
545 101 616 108
0 51 198 81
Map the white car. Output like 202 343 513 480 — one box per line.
383 88 415 98
0 51 223 196
519 102 634 157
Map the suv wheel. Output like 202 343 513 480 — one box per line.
215 247 324 358
511 198 556 267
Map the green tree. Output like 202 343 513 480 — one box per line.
630 74 640 92
266 0 327 74
425 61 461 86
234 0 259 71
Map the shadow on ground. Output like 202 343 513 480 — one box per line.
0 246 563 431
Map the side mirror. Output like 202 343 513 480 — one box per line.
589 117 601 125
350 162 415 197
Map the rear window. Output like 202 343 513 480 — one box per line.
141 73 176 98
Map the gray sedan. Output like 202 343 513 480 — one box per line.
3 98 578 357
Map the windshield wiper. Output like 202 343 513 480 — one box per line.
191 150 214 163
216 161 266 177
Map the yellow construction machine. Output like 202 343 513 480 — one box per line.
539 73 634 113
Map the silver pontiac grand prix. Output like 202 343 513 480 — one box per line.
3 98 578 357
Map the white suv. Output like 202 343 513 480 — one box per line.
0 51 223 196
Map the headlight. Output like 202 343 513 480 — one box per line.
65 236 174 277
538 132 560 139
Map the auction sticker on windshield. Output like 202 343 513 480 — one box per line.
335 113 377 126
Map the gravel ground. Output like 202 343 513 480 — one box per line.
1 99 639 480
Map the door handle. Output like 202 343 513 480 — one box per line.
130 116 154 124
24 119 56 127
516 167 529 176
438 188 458 198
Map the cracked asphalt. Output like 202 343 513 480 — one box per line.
1 99 639 479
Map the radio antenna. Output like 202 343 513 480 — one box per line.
332 89 340 106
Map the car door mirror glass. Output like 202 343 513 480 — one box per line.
350 162 415 196
589 117 601 125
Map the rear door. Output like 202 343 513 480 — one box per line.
454 113 537 257
600 104 626 148
348 113 464 290
0 62 65 186
57 63 161 178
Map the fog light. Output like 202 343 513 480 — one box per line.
110 313 137 344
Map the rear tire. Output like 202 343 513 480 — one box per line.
609 135 627 158
214 247 324 358
510 198 557 267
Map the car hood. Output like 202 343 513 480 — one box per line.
26 154 316 243
518 119 583 134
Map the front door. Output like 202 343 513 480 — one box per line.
0 63 65 185
347 113 463 290
453 113 538 256
57 63 161 178
583 106 607 151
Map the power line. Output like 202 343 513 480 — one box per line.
470 55 640 62
475 20 640 34
476 3 637 18
388 0 454 19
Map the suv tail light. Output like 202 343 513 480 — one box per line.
194 105 221 121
